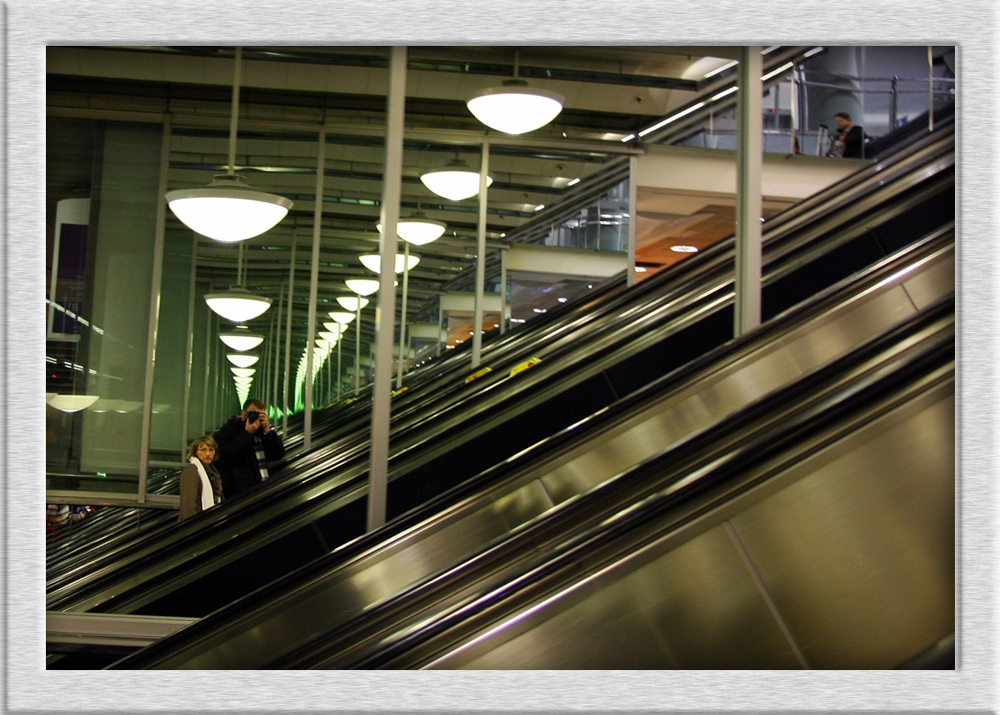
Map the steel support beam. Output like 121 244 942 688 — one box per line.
368 46 407 531
137 116 171 504
735 46 763 337
303 130 326 450
472 140 489 369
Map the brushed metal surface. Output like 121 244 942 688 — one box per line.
428 379 953 670
901 248 955 309
447 524 803 670
729 387 955 669
779 285 917 375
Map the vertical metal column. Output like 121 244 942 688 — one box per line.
336 333 342 402
437 303 444 357
627 155 638 287
790 67 799 154
137 116 171 503
368 45 407 531
927 46 934 132
303 130 326 451
272 282 284 419
735 46 763 337
180 232 197 459
499 248 507 335
282 235 296 436
264 300 276 416
471 140 489 368
201 282 212 435
352 309 363 394
395 241 410 390
212 315 221 423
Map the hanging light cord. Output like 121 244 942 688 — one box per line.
228 47 242 175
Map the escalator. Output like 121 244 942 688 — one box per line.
48 122 955 629
107 225 953 668
333 306 954 670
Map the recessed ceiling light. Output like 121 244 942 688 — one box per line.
567 177 581 186
557 297 568 303
533 308 547 313
671 245 699 253
635 266 648 273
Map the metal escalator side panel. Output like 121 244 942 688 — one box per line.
428 373 954 670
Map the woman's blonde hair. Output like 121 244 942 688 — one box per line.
188 435 219 461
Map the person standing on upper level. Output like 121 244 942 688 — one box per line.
828 112 866 159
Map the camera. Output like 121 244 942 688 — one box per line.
245 409 260 423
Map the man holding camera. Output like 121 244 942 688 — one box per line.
213 398 286 501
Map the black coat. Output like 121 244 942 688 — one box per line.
841 125 865 158
213 416 285 500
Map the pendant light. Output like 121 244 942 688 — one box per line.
205 241 272 322
220 324 264 351
48 395 100 413
420 157 493 202
327 311 356 325
231 367 256 378
336 296 369 312
466 50 564 135
345 278 381 296
165 47 292 242
226 353 260 368
378 211 447 245
205 286 272 323
359 253 420 274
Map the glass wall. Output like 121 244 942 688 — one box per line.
47 118 163 486
540 178 630 252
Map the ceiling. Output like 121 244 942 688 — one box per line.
46 45 806 365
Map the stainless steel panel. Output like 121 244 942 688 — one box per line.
168 481 551 669
431 377 953 671
540 262 943 505
729 387 955 668
442 525 802 669
902 248 955 309
780 285 916 374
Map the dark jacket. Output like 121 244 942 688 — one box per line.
178 460 223 522
841 125 865 158
213 415 285 501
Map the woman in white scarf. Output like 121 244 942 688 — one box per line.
178 435 224 522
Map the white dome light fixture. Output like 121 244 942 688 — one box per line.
359 253 420 275
420 158 493 202
378 212 448 245
231 367 256 378
205 286 272 323
164 48 291 242
467 80 564 135
226 353 260 368
219 325 265 352
327 311 356 324
321 323 343 337
336 296 370 312
48 395 100 413
166 174 292 243
318 331 341 343
345 278 381 296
